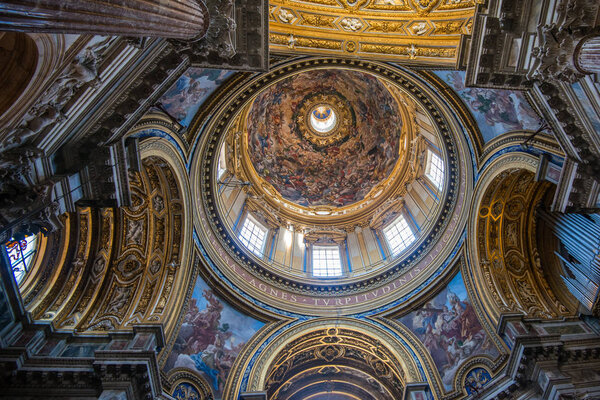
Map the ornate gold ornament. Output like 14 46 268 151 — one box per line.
466 154 576 326
295 93 353 147
278 8 296 23
24 151 191 337
340 17 364 32
345 40 358 52
432 19 464 34
268 0 476 64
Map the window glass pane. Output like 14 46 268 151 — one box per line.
217 144 227 179
384 216 415 257
238 215 267 257
313 245 342 277
4 234 38 284
425 149 444 190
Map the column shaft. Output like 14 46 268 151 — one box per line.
576 35 600 74
0 0 209 40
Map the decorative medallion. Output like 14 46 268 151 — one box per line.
296 93 353 147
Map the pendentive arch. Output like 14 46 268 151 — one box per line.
17 134 193 340
466 152 577 327
238 318 426 399
383 255 509 399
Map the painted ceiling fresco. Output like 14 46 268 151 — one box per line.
435 71 541 143
160 68 233 127
397 271 500 391
246 69 402 207
164 275 264 399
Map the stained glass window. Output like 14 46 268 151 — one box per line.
4 234 38 284
313 245 342 277
383 216 415 257
425 149 444 191
239 214 267 257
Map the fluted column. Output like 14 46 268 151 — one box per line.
0 0 209 40
575 35 600 74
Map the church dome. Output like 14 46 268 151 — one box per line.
246 69 402 208
192 58 471 315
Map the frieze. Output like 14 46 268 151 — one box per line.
299 12 337 29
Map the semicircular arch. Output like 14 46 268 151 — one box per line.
238 317 427 399
466 152 575 327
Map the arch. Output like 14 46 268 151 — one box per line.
239 318 426 399
465 152 576 327
0 33 64 131
165 367 214 400
19 143 192 339
134 132 195 341
0 33 38 118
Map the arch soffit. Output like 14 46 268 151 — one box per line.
241 318 425 395
466 152 573 327
137 136 195 340
17 138 192 339
467 152 539 327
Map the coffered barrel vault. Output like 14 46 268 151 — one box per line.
269 0 480 65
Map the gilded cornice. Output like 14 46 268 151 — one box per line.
129 112 191 154
479 131 564 167
269 0 479 64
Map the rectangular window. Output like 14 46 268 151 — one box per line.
238 214 268 257
217 144 227 180
425 149 444 191
383 216 415 257
312 245 342 277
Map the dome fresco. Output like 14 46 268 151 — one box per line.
246 69 402 207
